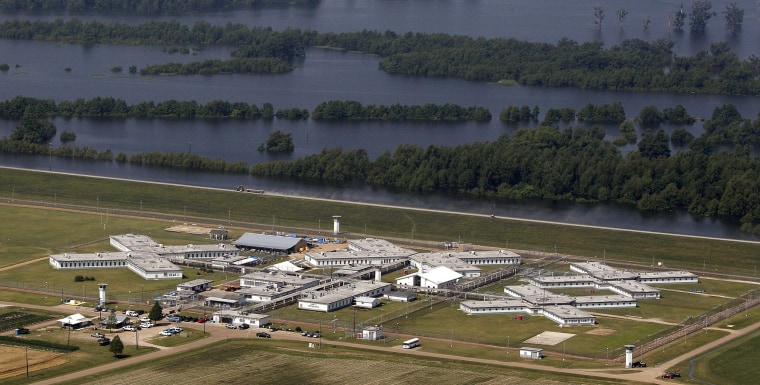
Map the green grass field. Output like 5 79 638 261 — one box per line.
54 339 651 385
673 326 760 385
2 167 759 277
2 168 760 383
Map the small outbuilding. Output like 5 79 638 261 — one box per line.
354 296 381 309
57 313 91 329
519 347 544 359
361 326 383 340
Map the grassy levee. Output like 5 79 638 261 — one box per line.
671 326 760 385
1 167 759 278
54 338 651 385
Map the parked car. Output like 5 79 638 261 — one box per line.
166 315 182 322
140 322 154 328
631 361 647 368
159 329 174 336
301 331 309 336
312 332 321 338
170 326 183 333
139 316 151 323
226 324 237 329
256 332 271 338
97 337 110 346
662 372 681 379
91 332 105 338
239 323 250 330
122 325 137 332
125 310 139 317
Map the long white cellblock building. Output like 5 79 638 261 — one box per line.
49 234 238 280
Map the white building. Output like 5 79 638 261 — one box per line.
572 295 637 309
384 290 417 303
396 266 463 289
528 275 597 289
298 281 391 312
212 310 269 327
354 296 381 309
637 271 699 284
519 347 544 359
609 280 661 299
49 234 237 280
541 305 596 326
239 271 321 290
459 299 529 315
570 262 638 281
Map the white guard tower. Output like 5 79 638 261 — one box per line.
624 345 635 368
98 283 108 307
332 215 342 235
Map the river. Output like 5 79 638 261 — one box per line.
1 1 759 240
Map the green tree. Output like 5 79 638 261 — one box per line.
106 311 117 332
637 105 664 126
617 8 628 29
265 130 294 153
109 335 124 357
689 0 716 32
10 109 56 144
671 128 695 146
593 4 605 30
671 3 686 30
148 301 163 322
723 2 744 34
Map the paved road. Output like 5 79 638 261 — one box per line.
3 299 758 385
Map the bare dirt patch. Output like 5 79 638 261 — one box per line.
0 346 67 380
164 224 214 235
585 328 616 336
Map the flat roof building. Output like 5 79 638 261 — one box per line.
304 250 408 267
637 271 699 284
541 305 595 326
572 295 637 309
239 271 321 290
409 253 482 278
609 280 661 299
50 234 238 280
298 281 391 312
233 233 308 254
570 262 638 281
459 299 529 315
528 275 597 289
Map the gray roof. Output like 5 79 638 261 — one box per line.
233 233 304 250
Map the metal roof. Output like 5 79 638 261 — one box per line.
233 233 304 250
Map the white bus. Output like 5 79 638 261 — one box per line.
402 338 420 349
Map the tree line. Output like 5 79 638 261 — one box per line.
3 19 760 95
0 0 319 14
250 104 760 234
3 100 759 232
0 96 304 120
311 100 492 122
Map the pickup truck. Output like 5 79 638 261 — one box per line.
91 332 105 338
122 325 138 332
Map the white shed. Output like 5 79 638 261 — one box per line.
361 326 383 340
354 296 381 309
519 347 544 359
